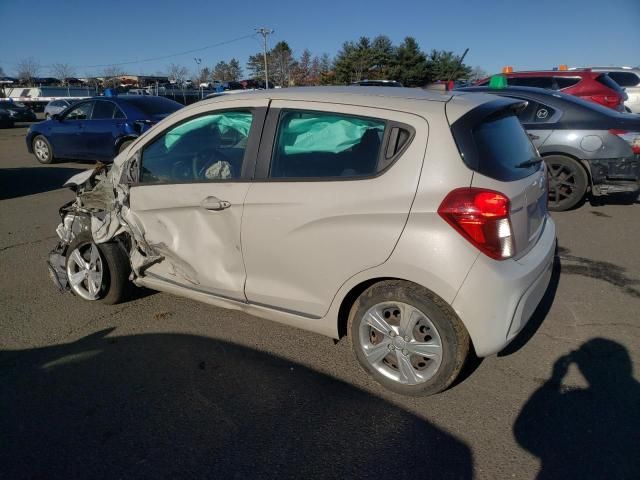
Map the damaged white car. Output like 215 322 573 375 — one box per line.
49 87 556 396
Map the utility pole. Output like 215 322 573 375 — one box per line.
255 27 274 89
194 57 202 98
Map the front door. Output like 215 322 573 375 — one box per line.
50 101 94 158
127 99 267 300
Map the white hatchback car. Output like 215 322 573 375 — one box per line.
49 87 556 396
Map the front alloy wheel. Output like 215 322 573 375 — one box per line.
33 135 53 164
66 243 104 300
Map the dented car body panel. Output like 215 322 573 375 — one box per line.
49 87 557 358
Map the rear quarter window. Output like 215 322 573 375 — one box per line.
596 74 625 93
606 71 640 88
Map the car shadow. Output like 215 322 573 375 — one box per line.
0 329 474 480
0 167 85 200
514 338 640 479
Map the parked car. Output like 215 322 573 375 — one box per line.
0 108 13 128
44 99 79 119
459 84 640 210
476 69 627 112
0 101 37 122
351 79 403 87
26 95 183 164
47 87 556 396
571 67 640 113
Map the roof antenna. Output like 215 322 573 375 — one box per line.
446 48 469 90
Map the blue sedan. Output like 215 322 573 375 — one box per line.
26 95 183 164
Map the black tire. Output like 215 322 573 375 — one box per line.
118 139 134 154
545 155 588 212
348 280 470 396
32 135 55 164
65 232 131 304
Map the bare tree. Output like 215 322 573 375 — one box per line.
50 63 76 85
16 57 41 86
167 63 189 85
103 65 124 88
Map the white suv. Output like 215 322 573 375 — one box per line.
49 87 556 396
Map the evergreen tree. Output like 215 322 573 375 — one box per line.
427 50 473 81
228 58 242 81
392 37 429 87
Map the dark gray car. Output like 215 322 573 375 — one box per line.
458 86 640 210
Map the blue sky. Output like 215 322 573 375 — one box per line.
1 0 638 78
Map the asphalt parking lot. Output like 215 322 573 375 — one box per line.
1 121 639 479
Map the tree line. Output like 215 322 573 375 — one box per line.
5 35 486 88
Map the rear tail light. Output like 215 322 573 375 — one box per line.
438 188 514 260
610 129 640 154
591 94 623 109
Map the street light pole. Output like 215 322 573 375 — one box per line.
255 28 274 89
194 57 202 98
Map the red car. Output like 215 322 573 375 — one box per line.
477 69 627 112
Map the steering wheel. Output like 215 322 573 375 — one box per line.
191 148 231 179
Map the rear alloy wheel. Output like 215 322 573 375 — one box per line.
348 280 470 396
65 232 131 304
545 155 588 211
33 135 54 164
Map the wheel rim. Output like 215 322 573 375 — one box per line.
358 301 443 385
34 138 49 162
547 162 580 207
66 243 104 300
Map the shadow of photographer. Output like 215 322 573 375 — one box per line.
514 338 640 479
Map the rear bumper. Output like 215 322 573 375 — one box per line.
452 216 556 357
589 156 640 195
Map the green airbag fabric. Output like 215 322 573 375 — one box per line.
164 112 253 149
281 114 384 154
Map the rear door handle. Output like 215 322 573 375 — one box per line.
200 196 231 211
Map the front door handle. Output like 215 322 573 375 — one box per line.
200 196 231 211
528 133 540 140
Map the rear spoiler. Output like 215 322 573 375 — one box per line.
447 97 528 172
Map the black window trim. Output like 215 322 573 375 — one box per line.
253 107 415 182
133 106 267 186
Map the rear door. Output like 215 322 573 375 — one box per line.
85 100 123 161
242 101 427 318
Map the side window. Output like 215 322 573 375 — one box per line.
554 77 581 90
508 77 554 89
607 72 640 88
65 102 93 120
270 111 386 179
91 101 116 120
140 110 253 184
533 103 555 123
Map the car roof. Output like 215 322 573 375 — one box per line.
499 70 594 77
195 86 500 120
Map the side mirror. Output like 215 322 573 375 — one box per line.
52 113 62 121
